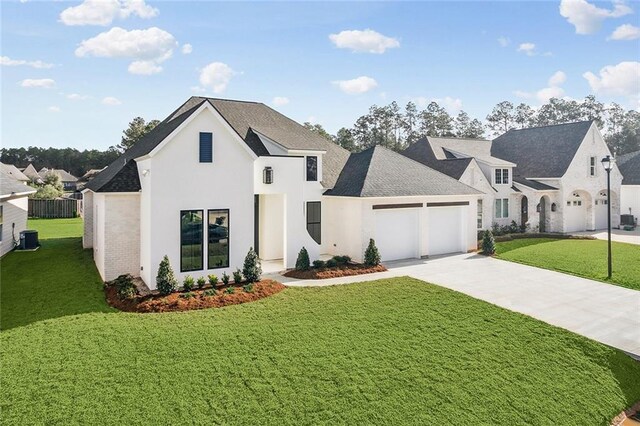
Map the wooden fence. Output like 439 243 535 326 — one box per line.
28 199 82 218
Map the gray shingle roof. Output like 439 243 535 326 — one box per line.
402 137 473 180
1 174 36 198
86 97 350 192
492 121 593 178
0 163 30 182
617 150 640 185
38 168 78 182
325 145 481 197
513 177 558 191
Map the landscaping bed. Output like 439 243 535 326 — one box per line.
105 280 285 313
284 263 386 279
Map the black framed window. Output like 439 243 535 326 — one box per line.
306 201 321 244
208 209 229 269
306 156 318 181
180 210 203 272
199 132 213 163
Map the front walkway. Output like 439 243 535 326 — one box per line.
571 228 640 245
267 253 640 357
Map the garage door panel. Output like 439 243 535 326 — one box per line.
374 209 419 262
428 207 464 256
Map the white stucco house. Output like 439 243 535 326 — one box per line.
1 174 36 257
402 121 623 234
617 150 640 225
83 97 482 287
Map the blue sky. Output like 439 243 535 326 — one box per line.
1 0 639 150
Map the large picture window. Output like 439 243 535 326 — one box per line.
306 156 318 181
208 209 229 269
306 201 321 244
180 210 203 272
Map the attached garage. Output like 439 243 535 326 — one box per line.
373 207 420 261
427 203 466 256
594 198 608 230
565 199 588 232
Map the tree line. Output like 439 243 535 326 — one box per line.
309 95 639 156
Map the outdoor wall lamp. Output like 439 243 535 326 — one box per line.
263 166 273 184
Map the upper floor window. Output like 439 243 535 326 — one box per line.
589 156 596 176
199 132 213 163
495 198 509 219
306 156 318 181
495 168 509 185
306 202 321 244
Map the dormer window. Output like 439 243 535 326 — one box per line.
495 168 509 185
306 156 318 181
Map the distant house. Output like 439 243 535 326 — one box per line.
76 168 106 191
38 168 78 191
22 164 43 184
617 150 640 224
1 174 36 257
0 163 30 183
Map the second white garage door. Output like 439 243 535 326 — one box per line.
374 208 420 261
427 206 465 256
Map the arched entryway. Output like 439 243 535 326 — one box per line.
520 196 528 230
538 196 550 232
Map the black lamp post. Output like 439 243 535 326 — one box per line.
601 155 613 279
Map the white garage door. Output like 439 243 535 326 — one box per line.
374 208 419 262
565 200 587 232
595 198 608 230
427 206 465 256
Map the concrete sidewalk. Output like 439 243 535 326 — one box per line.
267 253 640 357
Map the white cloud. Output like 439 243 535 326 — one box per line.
332 76 378 94
329 29 400 54
548 70 567 86
536 86 566 102
66 93 90 100
102 96 122 105
608 23 640 40
1 56 54 69
20 78 55 88
583 61 640 96
272 96 289 106
48 106 61 113
181 43 193 54
60 0 158 26
434 96 463 113
497 36 510 47
199 62 237 93
559 0 632 35
75 27 177 74
517 42 537 56
306 116 317 124
190 86 206 93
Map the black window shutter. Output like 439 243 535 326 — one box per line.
199 132 213 163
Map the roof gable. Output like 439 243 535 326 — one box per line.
402 137 473 180
0 174 35 198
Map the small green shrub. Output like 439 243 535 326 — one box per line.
296 247 310 271
225 287 235 295
242 247 262 283
183 275 195 292
110 274 136 300
196 277 206 289
221 272 230 285
326 258 338 268
481 230 496 255
156 255 178 295
203 289 217 297
312 259 326 269
208 274 218 286
333 255 351 266
232 269 243 284
179 292 194 299
243 283 254 293
364 239 381 266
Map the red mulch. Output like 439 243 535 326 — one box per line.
105 280 285 313
283 264 387 279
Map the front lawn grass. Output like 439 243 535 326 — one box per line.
2 220 639 425
495 238 640 291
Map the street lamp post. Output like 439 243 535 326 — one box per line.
601 155 614 279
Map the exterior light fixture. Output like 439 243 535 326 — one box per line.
263 166 273 184
601 155 614 279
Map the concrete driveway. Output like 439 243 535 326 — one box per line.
572 228 640 245
271 253 640 357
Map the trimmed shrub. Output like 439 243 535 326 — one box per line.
156 255 178 295
179 292 194 299
232 269 243 284
481 230 496 255
243 283 254 293
242 247 262 283
221 272 230 286
295 247 310 271
197 277 206 289
326 258 338 268
208 274 218 286
203 289 217 297
225 287 235 294
111 274 136 300
333 255 351 266
183 275 195 292
364 238 381 266
312 259 326 269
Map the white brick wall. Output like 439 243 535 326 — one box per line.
82 191 93 249
103 193 141 281
0 196 29 257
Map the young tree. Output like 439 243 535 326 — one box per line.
364 238 381 266
242 247 262 283
481 230 496 255
156 255 178 295
295 247 310 270
486 101 515 135
43 171 64 192
118 117 160 153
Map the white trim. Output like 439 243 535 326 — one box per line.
253 130 327 155
136 102 257 161
0 191 34 200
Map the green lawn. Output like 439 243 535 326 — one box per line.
1 220 639 425
496 238 640 291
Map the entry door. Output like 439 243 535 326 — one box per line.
427 206 465 256
595 198 608 230
373 209 420 261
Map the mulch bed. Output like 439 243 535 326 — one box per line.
283 264 387 279
105 280 285 313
